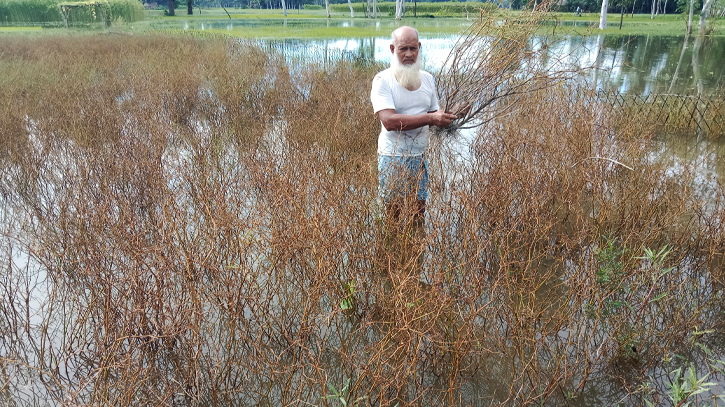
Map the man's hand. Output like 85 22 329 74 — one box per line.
448 102 472 119
429 110 459 128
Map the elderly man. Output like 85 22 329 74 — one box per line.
370 26 459 224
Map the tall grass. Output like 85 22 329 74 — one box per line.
0 33 724 406
0 0 143 24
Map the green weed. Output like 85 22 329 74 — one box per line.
322 379 369 407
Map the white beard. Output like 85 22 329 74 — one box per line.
391 52 423 91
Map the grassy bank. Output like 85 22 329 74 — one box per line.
157 22 472 39
141 8 725 37
1 33 724 406
1 0 723 37
133 9 476 38
547 11 725 35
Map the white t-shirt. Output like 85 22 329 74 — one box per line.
370 68 440 157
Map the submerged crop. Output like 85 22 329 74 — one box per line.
0 34 724 406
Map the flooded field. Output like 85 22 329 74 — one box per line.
1 31 725 406
122 14 725 96
262 34 725 96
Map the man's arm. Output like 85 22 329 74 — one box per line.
376 109 458 132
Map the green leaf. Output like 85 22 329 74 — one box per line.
695 342 712 356
341 298 354 311
341 379 350 393
692 328 713 336
709 358 725 374
327 382 340 397
659 266 674 277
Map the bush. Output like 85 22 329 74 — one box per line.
0 0 144 24
107 0 144 21
302 3 321 9
0 0 63 23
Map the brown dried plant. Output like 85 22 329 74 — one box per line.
437 1 592 130
0 33 723 407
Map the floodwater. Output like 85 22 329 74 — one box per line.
293 34 725 96
276 34 725 96
137 17 725 96
6 125 724 406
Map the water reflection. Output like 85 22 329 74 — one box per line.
228 30 725 96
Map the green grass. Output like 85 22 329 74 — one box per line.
223 13 320 18
154 7 331 18
145 14 723 38
2 2 723 37
543 13 725 36
146 8 723 37
128 8 474 38
182 12 324 19
169 22 470 39
0 24 41 30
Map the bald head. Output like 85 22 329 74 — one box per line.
391 26 419 47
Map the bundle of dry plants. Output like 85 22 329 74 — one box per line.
436 1 591 131
1 33 724 407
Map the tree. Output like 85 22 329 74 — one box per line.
347 0 354 17
612 0 633 28
599 0 608 28
395 0 402 19
698 0 716 33
187 0 192 15
325 0 330 17
282 0 287 16
168 0 174 15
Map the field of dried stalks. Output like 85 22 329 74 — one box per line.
1 34 724 406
